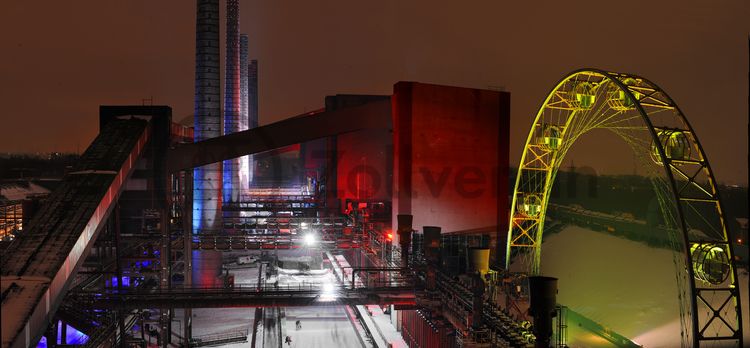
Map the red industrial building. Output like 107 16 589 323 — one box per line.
392 82 510 263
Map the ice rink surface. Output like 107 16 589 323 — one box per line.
284 306 363 348
180 250 365 348
541 226 749 347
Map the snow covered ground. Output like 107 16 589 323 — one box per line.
284 306 363 348
177 249 365 348
541 225 749 347
172 251 259 347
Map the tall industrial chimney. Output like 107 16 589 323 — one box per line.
193 0 221 233
248 59 259 185
223 0 241 203
249 59 259 129
238 34 250 194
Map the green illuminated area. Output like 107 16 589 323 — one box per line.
650 129 691 164
690 243 731 285
519 194 542 218
507 69 744 346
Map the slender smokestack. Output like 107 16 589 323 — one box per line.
193 0 221 233
249 59 259 129
223 0 241 203
248 59 259 185
238 34 250 194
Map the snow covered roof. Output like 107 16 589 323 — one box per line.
0 182 51 201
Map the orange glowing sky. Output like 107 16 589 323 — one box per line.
1 1 748 185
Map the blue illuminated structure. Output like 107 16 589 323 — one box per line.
36 321 89 347
223 0 242 204
193 0 222 233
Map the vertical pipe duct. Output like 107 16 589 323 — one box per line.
423 226 441 264
238 34 250 195
193 0 221 233
471 271 485 329
222 0 241 203
469 248 490 330
423 226 441 290
397 214 413 266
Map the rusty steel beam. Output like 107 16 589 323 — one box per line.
167 99 391 173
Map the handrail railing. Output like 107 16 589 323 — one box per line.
77 279 417 296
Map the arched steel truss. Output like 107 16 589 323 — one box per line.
506 69 743 347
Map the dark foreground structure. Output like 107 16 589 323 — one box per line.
2 83 534 348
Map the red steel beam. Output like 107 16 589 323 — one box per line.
166 99 391 173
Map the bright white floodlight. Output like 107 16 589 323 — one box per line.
320 281 337 301
304 233 317 246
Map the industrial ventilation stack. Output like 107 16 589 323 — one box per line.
238 34 250 194
249 59 259 129
193 0 221 232
223 0 242 203
247 58 259 186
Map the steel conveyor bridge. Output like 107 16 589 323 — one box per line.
1 118 151 348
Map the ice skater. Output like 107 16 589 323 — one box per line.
295 320 301 330
285 335 292 346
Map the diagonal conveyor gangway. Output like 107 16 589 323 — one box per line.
1 118 152 348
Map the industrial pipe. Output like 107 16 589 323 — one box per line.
397 214 413 266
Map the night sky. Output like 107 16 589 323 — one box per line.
1 1 748 185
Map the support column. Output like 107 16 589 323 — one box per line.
44 320 58 348
325 136 338 214
183 170 193 343
60 322 67 345
160 174 172 346
114 206 126 347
